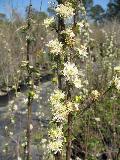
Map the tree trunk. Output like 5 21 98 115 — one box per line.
26 97 32 160
26 1 32 159
54 1 65 160
66 113 72 160
54 152 62 160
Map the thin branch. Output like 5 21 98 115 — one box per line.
79 86 112 116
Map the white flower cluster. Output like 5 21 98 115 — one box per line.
91 90 100 100
114 76 120 91
76 45 88 59
77 20 90 44
50 89 65 106
61 28 75 38
63 62 78 81
114 66 120 73
50 89 80 123
63 62 82 89
48 125 64 154
74 78 83 89
113 66 120 91
61 28 75 45
50 89 67 122
103 33 117 58
49 89 79 154
43 17 54 28
18 157 22 160
8 100 18 124
77 20 89 31
77 21 84 32
46 39 63 55
79 5 86 15
55 2 74 18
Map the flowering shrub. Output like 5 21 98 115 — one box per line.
55 2 75 18
50 89 66 122
63 62 82 88
48 125 64 154
46 39 63 55
44 1 91 158
1 1 120 160
44 17 55 28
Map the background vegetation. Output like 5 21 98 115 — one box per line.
0 0 120 160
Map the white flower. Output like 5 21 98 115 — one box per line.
5 126 8 130
52 102 68 122
23 98 28 104
9 132 13 136
55 2 74 18
91 90 100 99
114 66 120 72
41 138 47 144
76 46 88 59
13 104 18 111
9 100 14 105
74 103 79 111
44 17 54 28
95 118 100 122
21 142 26 147
50 89 65 106
116 81 120 90
5 143 8 146
18 157 22 160
50 90 68 122
34 93 39 99
74 78 82 89
2 149 6 153
76 157 82 160
66 101 74 112
48 140 63 154
63 62 79 82
46 39 63 55
77 21 84 32
114 76 120 90
61 28 75 38
48 125 64 154
30 124 33 130
63 62 83 89
11 119 15 124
